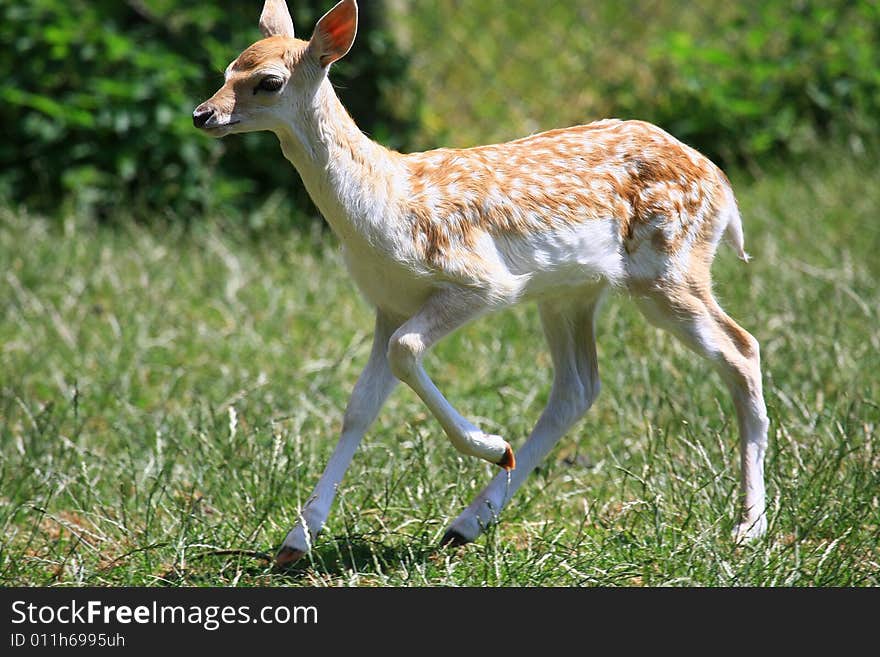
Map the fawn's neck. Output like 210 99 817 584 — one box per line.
275 80 403 242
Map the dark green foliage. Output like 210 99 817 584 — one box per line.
0 0 415 222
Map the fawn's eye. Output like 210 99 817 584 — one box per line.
256 76 283 94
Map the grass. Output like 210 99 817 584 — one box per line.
1 149 879 587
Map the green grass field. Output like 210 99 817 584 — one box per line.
2 150 878 587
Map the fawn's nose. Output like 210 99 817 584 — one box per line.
192 105 215 129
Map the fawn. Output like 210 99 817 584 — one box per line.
194 0 769 567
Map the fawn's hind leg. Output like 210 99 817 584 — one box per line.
633 284 769 541
443 288 605 545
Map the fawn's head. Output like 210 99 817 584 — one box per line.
193 0 357 137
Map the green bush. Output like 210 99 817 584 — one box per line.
0 0 415 222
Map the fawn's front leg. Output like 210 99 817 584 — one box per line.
275 309 402 567
386 287 515 469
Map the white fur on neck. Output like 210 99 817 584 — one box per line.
276 80 402 240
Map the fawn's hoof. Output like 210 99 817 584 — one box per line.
274 546 307 569
440 529 471 548
497 444 516 471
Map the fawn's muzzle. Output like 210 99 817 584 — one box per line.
192 105 215 129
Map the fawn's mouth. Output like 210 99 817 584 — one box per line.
202 121 241 137
206 121 240 130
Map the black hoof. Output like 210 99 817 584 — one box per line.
440 529 470 548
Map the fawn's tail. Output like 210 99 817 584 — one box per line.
725 206 750 263
718 175 750 263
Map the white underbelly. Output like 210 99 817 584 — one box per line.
494 219 626 298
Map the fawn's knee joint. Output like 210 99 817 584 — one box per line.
574 374 601 413
550 377 598 428
573 379 600 420
387 331 425 381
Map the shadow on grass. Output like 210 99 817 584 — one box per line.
274 535 443 583
153 535 444 586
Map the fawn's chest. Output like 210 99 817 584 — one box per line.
340 237 435 318
309 182 435 317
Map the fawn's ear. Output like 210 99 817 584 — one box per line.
309 0 358 68
260 0 295 38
